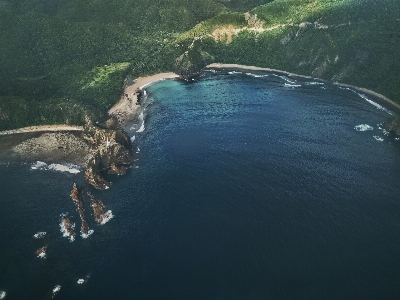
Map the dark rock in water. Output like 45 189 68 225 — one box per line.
87 192 113 224
82 124 133 190
36 245 47 259
70 183 91 237
382 116 400 136
60 215 76 242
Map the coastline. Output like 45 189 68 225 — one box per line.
0 125 83 136
108 72 179 128
206 63 400 115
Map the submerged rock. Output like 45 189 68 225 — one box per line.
36 245 47 259
33 231 46 239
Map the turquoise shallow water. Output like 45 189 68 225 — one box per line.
1 70 400 299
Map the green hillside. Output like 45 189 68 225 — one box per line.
0 0 399 130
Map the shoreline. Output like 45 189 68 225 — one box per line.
108 72 179 128
206 63 400 115
0 125 83 136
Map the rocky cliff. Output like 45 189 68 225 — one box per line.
82 123 133 190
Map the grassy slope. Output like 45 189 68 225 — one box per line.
0 0 226 130
0 0 399 130
177 0 400 103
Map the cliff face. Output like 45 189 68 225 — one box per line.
82 124 133 190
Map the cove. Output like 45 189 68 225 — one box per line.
1 70 400 299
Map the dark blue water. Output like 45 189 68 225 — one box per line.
1 71 400 299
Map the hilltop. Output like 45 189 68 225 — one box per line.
0 0 399 130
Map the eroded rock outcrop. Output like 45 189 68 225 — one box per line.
82 124 133 190
36 245 48 259
70 183 92 238
60 215 76 242
87 192 113 224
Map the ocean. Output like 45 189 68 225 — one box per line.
1 70 400 299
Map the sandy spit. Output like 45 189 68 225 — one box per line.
0 125 83 136
206 63 400 114
108 72 179 128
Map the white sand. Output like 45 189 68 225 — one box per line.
108 72 179 127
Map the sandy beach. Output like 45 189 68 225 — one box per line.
206 63 400 114
0 125 83 136
108 72 179 128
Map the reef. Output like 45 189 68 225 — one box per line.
87 192 113 224
36 245 48 259
382 116 400 136
82 123 133 190
70 183 90 237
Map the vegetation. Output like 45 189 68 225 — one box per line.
0 0 399 130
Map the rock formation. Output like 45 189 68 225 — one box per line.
36 245 47 259
70 183 91 237
60 215 76 242
87 192 113 224
82 124 133 190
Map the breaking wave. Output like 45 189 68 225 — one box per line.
356 93 393 115
228 71 242 75
373 136 384 142
52 285 61 298
354 124 374 131
0 291 6 300
31 161 80 174
81 229 94 239
245 72 268 78
100 210 114 225
33 232 46 239
284 83 302 88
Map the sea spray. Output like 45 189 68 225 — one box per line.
60 214 76 242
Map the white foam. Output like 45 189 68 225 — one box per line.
59 220 75 242
0 291 6 300
77 279 85 284
81 229 94 239
100 210 114 225
37 252 46 259
130 135 136 142
278 75 296 84
354 124 374 131
395 138 400 141
31 161 80 174
33 232 46 239
31 161 47 170
356 93 394 115
136 123 145 133
306 81 325 85
228 71 242 74
373 136 384 142
52 285 61 297
284 83 302 88
245 72 268 78
48 163 80 174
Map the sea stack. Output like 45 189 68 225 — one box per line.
87 192 114 224
70 183 92 238
36 245 48 259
